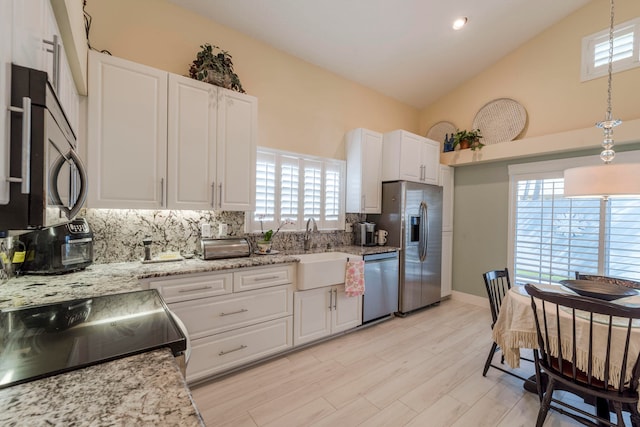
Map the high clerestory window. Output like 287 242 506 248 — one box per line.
248 147 345 233
581 17 640 81
508 151 640 285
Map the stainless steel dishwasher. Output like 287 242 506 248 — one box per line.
362 251 399 323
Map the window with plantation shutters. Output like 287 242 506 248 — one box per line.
248 148 345 233
509 153 640 285
581 17 640 81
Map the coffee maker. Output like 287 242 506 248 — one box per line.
355 221 377 246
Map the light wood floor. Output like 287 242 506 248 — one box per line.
190 298 616 426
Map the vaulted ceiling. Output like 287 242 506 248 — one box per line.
169 0 591 109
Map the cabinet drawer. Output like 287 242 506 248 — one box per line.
145 272 233 303
169 284 294 339
186 316 293 383
233 264 294 292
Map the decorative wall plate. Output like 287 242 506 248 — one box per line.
426 121 457 144
472 98 527 145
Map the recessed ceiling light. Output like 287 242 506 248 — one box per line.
452 17 468 30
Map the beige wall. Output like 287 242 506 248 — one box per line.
419 0 640 140
85 0 418 160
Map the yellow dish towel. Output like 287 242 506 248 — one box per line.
345 260 365 297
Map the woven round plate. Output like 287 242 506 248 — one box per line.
426 121 456 144
472 98 527 145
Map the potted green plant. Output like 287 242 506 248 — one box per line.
188 43 245 93
452 129 484 151
256 218 295 253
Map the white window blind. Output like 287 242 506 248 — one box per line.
248 148 345 232
581 17 640 81
511 172 640 284
513 178 600 285
280 156 299 221
303 160 322 220
255 151 276 228
607 199 640 279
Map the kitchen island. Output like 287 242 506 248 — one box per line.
0 246 395 425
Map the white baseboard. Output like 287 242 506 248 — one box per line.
451 290 488 308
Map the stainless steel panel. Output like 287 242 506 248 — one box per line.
362 252 399 323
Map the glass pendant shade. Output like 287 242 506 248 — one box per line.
564 163 640 198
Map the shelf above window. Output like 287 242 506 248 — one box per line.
440 117 640 167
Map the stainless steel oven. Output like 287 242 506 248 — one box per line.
0 64 87 231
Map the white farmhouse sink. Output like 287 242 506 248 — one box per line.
296 252 351 290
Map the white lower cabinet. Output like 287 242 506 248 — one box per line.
188 317 292 383
293 285 362 346
144 264 294 383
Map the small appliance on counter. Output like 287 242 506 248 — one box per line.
354 221 377 246
17 218 93 275
199 237 251 260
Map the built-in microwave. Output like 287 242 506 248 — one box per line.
0 64 87 231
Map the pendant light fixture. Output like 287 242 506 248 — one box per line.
563 0 640 198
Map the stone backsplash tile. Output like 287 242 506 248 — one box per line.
83 210 363 263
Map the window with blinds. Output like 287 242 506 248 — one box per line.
581 17 640 81
512 176 640 284
250 148 345 232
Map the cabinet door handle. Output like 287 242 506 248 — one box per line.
211 181 216 208
254 275 279 281
333 288 337 310
328 288 333 310
218 183 223 208
7 97 32 194
178 286 212 293
160 178 165 207
219 308 248 317
219 344 247 356
43 35 60 90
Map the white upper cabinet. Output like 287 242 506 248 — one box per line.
88 52 257 211
167 74 217 210
88 51 168 209
216 89 257 211
382 130 440 185
0 0 11 204
12 0 79 134
12 0 47 73
345 128 383 213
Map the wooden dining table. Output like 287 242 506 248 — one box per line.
491 282 640 412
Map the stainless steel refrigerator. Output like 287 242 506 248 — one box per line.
369 181 442 314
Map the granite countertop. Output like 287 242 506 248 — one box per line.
0 244 397 425
0 349 204 427
0 245 397 310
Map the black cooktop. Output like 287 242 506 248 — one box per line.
0 289 186 389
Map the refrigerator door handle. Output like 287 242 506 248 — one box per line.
419 201 428 261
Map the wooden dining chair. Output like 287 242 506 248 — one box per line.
482 268 533 380
525 283 640 427
574 271 640 290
